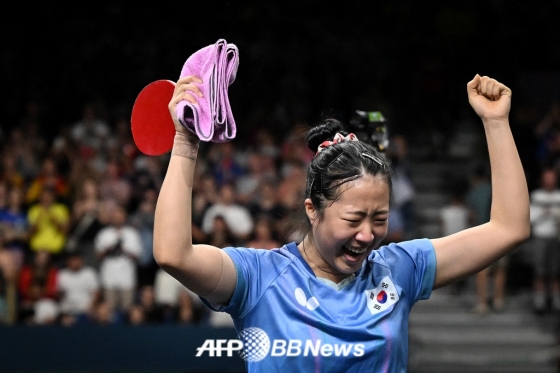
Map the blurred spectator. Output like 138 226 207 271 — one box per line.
192 173 218 244
127 304 146 325
534 101 560 170
176 290 197 325
25 157 69 206
529 167 560 314
153 267 186 322
0 232 20 324
235 150 277 205
207 215 240 248
0 185 29 259
0 152 25 190
465 165 508 313
201 182 254 242
32 297 60 325
56 252 100 325
277 161 306 212
27 186 70 257
207 141 245 187
18 100 48 157
386 134 416 239
17 251 58 323
0 182 6 213
98 160 132 211
381 206 404 246
66 178 105 268
90 300 118 325
137 285 165 324
129 156 163 213
48 125 78 182
4 127 40 182
439 187 471 298
66 155 102 202
247 179 287 225
128 189 158 287
94 205 142 315
70 101 112 160
253 128 281 161
279 125 314 177
245 217 281 250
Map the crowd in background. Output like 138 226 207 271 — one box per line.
1 91 560 327
0 85 426 327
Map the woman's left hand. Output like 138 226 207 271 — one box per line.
467 74 512 122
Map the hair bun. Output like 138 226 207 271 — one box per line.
306 119 348 152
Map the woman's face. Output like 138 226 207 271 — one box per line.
305 174 390 279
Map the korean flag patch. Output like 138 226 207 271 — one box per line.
365 276 399 315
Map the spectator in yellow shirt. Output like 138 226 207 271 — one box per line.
27 186 70 256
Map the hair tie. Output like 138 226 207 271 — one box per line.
316 133 358 154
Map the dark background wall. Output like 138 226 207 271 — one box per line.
2 1 560 149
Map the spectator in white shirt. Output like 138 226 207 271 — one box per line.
57 252 100 324
94 205 142 314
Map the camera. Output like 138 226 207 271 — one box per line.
348 110 389 152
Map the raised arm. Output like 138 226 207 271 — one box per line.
153 76 236 304
432 75 530 289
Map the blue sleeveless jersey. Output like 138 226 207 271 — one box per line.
202 239 436 373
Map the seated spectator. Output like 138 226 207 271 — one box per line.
94 205 142 315
192 173 219 244
235 151 276 205
128 189 158 287
25 157 69 206
0 233 20 324
27 186 70 258
89 300 118 326
206 141 245 187
0 182 6 212
245 218 281 250
201 182 254 242
153 268 207 324
70 101 112 158
98 160 132 211
0 152 25 190
277 162 307 212
66 178 105 268
176 290 196 325
32 296 59 325
0 185 28 261
18 251 58 323
56 252 100 325
137 284 165 324
207 215 240 248
127 304 146 325
247 180 287 225
128 156 163 213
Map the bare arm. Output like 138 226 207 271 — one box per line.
153 76 237 304
432 75 530 289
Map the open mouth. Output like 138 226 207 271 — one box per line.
343 245 368 258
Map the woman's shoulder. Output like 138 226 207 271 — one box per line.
371 238 435 262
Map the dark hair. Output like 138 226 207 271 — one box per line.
288 118 392 239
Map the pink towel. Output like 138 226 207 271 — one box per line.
175 39 239 142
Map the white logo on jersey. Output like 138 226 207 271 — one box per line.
294 287 320 310
365 276 399 315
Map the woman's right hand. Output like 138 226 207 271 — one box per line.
168 75 204 137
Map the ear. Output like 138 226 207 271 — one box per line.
304 198 317 224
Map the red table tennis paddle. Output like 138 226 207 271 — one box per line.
131 80 176 156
